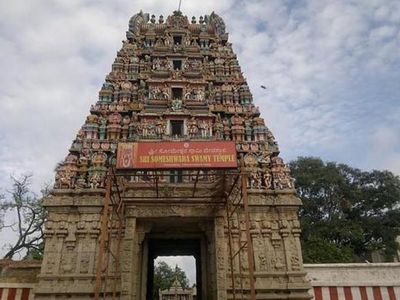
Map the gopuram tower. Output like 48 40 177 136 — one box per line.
36 11 311 300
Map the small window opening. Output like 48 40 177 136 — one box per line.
169 170 183 183
173 36 182 45
170 120 184 137
172 87 183 99
173 60 182 70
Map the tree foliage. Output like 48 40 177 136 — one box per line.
0 174 47 259
153 261 190 299
289 157 400 263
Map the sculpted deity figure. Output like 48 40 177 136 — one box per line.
221 84 230 104
275 172 294 189
184 36 191 47
91 152 107 167
184 89 196 100
172 69 181 79
107 113 122 140
152 57 162 70
121 116 131 139
271 156 294 190
160 86 169 99
55 170 75 189
89 173 102 189
149 87 160 99
65 154 78 165
233 86 240 104
258 152 271 165
83 114 99 140
141 119 149 137
267 129 275 142
266 129 279 152
99 117 107 140
250 142 259 151
196 89 205 101
263 170 272 189
249 171 262 189
222 118 231 140
231 114 244 141
231 114 240 126
138 79 147 102
155 117 166 137
75 175 87 189
244 118 253 141
147 121 156 137
164 33 172 46
198 120 209 138
128 113 140 139
171 99 182 111
155 38 163 47
191 38 199 47
78 155 88 173
214 87 222 103
188 117 199 137
213 115 224 140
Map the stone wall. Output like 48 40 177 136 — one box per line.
2 260 400 300
0 260 41 300
305 263 400 300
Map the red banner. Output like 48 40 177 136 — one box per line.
116 141 238 169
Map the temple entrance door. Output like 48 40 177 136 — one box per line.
146 239 201 300
138 219 213 300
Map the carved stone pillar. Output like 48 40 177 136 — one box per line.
121 208 137 300
214 216 227 300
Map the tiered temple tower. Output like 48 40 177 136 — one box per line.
36 11 311 300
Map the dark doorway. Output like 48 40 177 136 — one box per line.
170 120 184 137
146 239 202 300
172 87 183 99
173 36 182 45
173 60 182 70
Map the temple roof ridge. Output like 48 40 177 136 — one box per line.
127 10 227 39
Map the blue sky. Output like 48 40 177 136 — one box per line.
0 0 399 283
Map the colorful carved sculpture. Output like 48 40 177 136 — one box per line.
45 11 309 300
53 10 289 193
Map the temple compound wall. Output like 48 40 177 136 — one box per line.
2 261 400 300
305 263 400 300
0 260 39 300
36 189 309 300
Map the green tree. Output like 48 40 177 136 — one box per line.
289 157 400 263
153 261 190 299
0 174 48 259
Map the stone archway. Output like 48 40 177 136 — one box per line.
132 218 216 300
146 238 202 300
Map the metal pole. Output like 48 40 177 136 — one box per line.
236 210 245 300
240 161 256 299
226 194 236 300
192 170 200 197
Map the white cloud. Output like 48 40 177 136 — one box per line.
1 0 398 189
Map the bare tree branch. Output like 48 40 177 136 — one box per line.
0 174 47 260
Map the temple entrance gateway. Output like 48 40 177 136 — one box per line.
36 10 311 300
142 221 206 300
94 154 249 300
